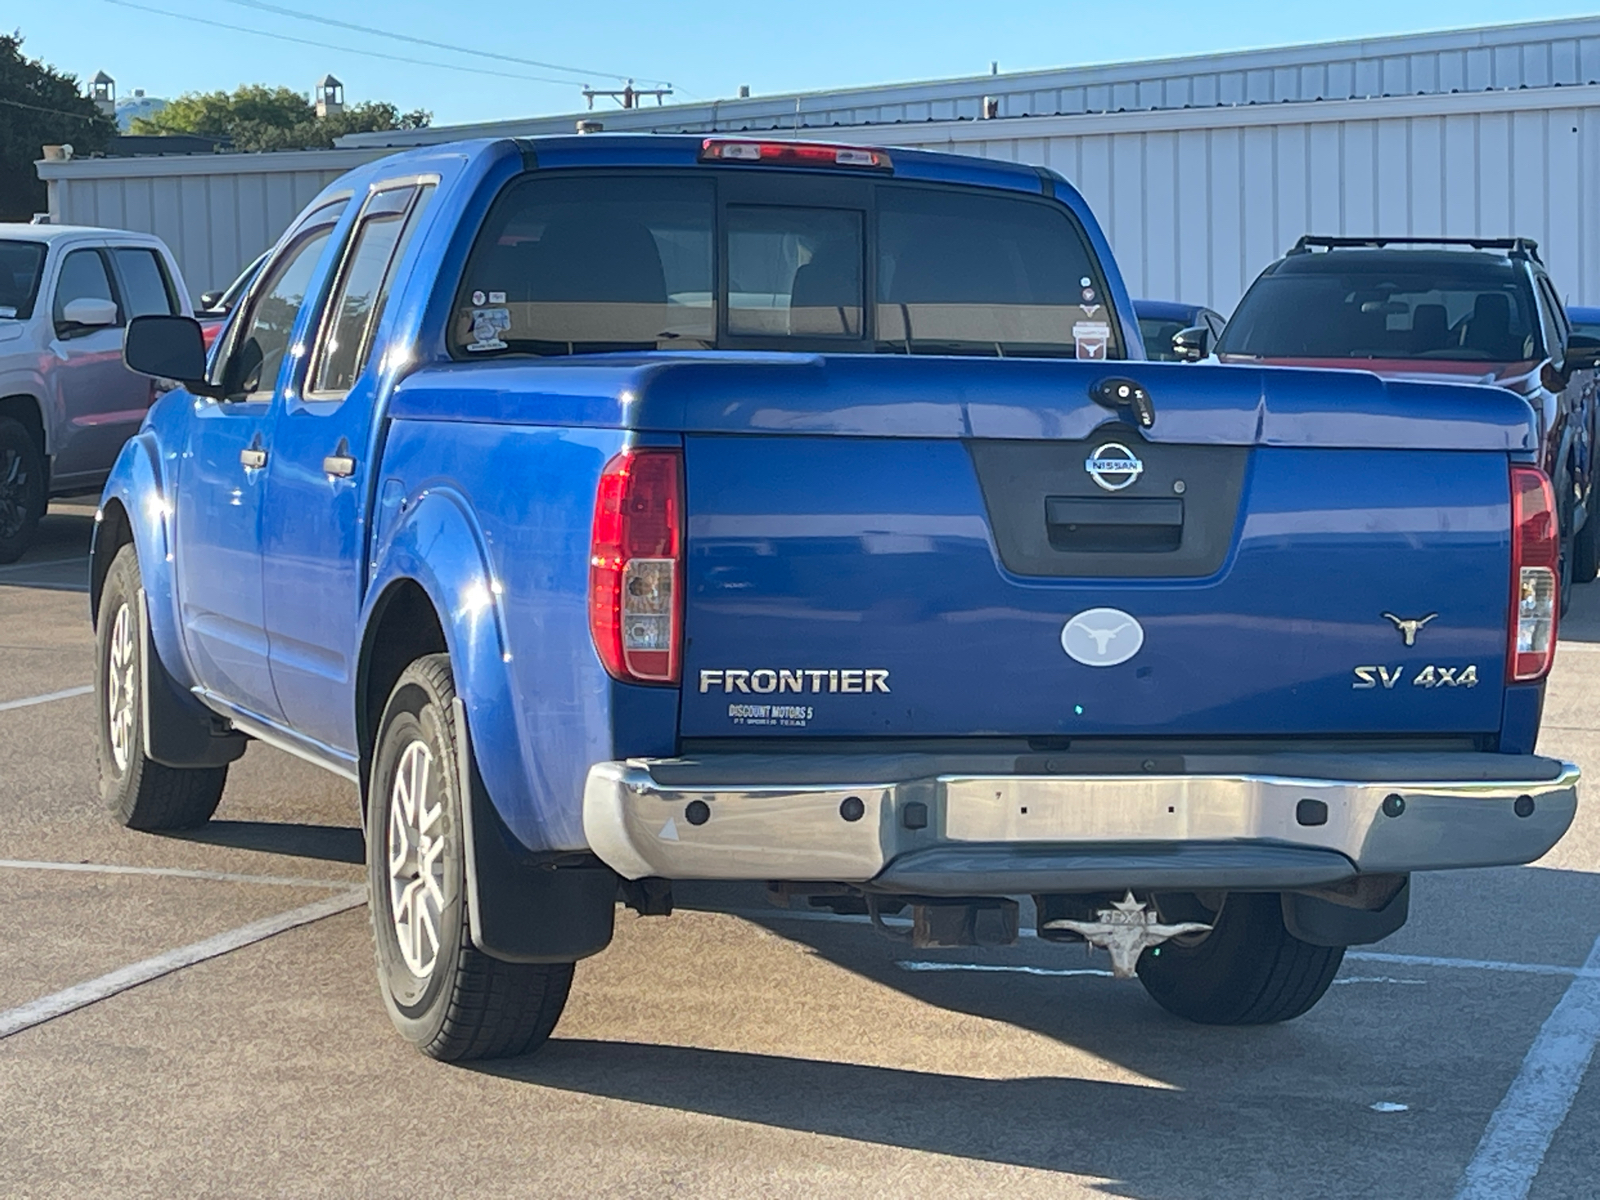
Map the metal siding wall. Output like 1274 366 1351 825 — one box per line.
37 36 1600 318
879 96 1600 313
51 164 351 298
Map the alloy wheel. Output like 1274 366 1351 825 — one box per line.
106 602 136 774
0 447 28 540
387 739 447 978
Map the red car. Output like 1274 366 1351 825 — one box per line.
1216 236 1600 609
194 250 266 349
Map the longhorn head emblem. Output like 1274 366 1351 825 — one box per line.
1077 620 1134 655
1382 612 1438 647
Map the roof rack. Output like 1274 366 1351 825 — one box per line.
1287 235 1542 264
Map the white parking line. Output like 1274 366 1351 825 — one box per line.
0 858 357 890
1348 949 1600 982
0 685 92 713
0 888 365 1041
898 961 1113 979
1453 931 1600 1199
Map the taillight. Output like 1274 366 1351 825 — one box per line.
699 138 892 170
1509 464 1559 682
589 448 683 685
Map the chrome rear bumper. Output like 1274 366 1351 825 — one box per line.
582 756 1580 893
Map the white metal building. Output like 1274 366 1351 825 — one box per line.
38 16 1600 310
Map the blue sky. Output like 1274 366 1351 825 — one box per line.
16 1 1600 129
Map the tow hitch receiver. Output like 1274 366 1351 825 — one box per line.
1044 891 1212 978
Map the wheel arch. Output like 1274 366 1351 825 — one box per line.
355 576 448 812
360 484 576 856
0 392 47 458
89 496 133 621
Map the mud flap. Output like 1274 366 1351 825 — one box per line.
452 698 616 963
138 589 248 768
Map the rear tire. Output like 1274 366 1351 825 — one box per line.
96 545 228 830
0 416 46 565
367 653 573 1061
1136 893 1343 1025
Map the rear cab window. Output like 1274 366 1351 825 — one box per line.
450 170 1120 360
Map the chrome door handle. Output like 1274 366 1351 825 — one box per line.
239 448 268 469
323 454 356 478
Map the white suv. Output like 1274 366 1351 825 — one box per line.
0 225 192 562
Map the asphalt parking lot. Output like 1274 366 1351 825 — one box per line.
1 498 1598 1199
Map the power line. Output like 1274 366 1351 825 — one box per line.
0 96 105 123
98 0 604 88
216 0 668 87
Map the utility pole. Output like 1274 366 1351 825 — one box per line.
582 80 673 109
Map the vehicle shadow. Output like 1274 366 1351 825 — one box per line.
1559 576 1600 642
467 864 1600 1198
0 499 94 594
154 819 364 865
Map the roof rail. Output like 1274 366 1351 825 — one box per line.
1287 235 1542 264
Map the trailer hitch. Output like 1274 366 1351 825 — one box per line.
1044 891 1212 978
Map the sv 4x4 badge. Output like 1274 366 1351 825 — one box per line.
1353 664 1479 690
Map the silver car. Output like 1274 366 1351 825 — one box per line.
0 225 192 562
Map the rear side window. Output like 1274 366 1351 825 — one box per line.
1139 317 1187 362
877 187 1117 359
454 175 714 355
0 240 47 320
112 248 178 318
310 183 434 397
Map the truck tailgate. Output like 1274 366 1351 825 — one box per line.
679 357 1531 740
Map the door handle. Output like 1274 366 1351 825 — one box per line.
239 448 268 469
323 453 357 478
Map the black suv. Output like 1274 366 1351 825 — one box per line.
1218 236 1600 609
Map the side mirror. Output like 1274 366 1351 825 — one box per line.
58 296 119 331
1172 325 1210 363
1566 333 1600 372
198 289 224 311
125 314 220 396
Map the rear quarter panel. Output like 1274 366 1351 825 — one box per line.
370 417 678 852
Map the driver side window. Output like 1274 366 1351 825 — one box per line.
52 249 117 339
219 201 349 398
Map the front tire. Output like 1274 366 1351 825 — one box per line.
96 545 228 830
1573 508 1600 584
0 416 47 565
367 654 573 1061
1136 893 1343 1025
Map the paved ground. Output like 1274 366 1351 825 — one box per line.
2 497 1599 1198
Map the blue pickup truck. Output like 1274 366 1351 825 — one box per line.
97 134 1578 1061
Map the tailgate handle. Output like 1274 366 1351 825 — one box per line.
1045 496 1184 553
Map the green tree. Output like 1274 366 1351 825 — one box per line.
0 33 115 221
131 84 429 151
